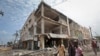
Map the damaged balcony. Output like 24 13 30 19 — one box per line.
35 2 68 26
36 17 68 35
34 2 69 36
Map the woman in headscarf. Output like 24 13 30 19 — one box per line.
57 44 65 56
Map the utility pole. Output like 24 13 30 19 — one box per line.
13 31 19 48
89 27 93 39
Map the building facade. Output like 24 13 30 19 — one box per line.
69 18 91 45
20 2 91 50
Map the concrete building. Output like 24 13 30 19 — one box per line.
20 2 70 50
20 2 91 50
69 19 91 45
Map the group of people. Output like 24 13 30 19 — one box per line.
56 40 83 56
56 39 99 56
68 40 83 56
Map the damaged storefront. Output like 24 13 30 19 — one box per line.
33 33 69 50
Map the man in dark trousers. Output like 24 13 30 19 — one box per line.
68 41 76 56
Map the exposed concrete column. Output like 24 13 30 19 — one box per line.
40 18 45 49
41 18 45 34
40 35 44 49
41 2 45 33
33 17 37 35
41 2 44 17
67 17 71 37
33 16 37 50
60 25 62 34
31 41 33 50
27 42 29 50
60 25 64 44
26 28 30 49
40 2 45 49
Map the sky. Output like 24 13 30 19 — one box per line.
0 0 100 44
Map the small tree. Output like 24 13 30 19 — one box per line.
7 41 13 47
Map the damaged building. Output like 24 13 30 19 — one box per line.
20 2 91 50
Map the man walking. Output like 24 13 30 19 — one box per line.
68 41 76 56
91 40 98 56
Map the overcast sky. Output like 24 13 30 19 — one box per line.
0 0 100 44
53 0 100 36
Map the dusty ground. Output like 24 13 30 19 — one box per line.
84 51 100 56
0 48 100 56
0 47 12 56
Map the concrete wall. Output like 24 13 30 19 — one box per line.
20 13 35 41
69 20 91 40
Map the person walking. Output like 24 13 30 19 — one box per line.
57 44 65 56
75 45 83 56
98 41 100 51
74 41 83 56
91 40 98 56
68 41 76 56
